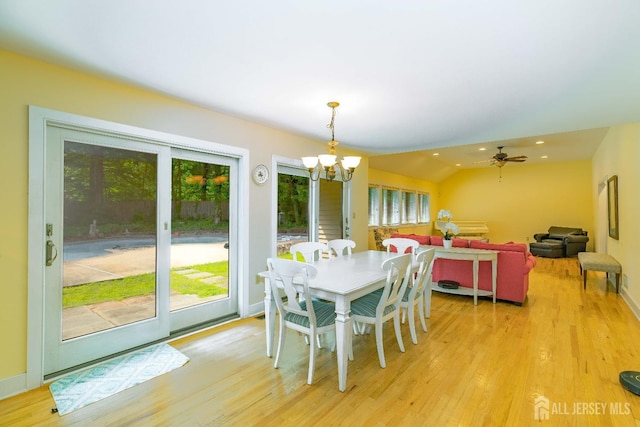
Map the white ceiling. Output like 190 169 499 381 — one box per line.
1 1 639 181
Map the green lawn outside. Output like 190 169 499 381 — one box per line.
63 253 293 308
63 261 229 308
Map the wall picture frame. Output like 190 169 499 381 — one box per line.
607 175 619 240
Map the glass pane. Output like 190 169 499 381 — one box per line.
368 187 379 226
277 172 309 258
418 193 431 223
170 159 230 311
62 142 157 340
382 188 400 225
402 192 417 224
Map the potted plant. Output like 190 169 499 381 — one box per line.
436 209 459 249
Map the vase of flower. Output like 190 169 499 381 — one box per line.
436 209 460 248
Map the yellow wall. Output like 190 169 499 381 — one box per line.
369 160 594 248
592 126 640 311
438 160 594 246
0 50 369 384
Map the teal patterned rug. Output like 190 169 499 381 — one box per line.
49 343 189 415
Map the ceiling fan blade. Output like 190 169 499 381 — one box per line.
506 158 527 162
505 156 528 161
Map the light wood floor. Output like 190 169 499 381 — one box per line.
3 257 640 426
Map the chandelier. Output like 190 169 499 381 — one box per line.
301 101 361 182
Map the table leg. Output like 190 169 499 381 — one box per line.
472 257 479 305
334 297 352 392
264 278 276 358
491 257 497 303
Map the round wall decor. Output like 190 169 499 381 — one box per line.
252 164 269 185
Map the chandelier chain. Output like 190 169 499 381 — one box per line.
300 101 359 182
326 105 337 142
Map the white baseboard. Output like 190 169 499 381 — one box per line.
247 301 265 317
621 289 640 322
0 373 27 401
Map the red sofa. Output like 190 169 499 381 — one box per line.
390 233 536 305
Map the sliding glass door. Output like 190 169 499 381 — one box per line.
42 125 238 376
169 149 238 332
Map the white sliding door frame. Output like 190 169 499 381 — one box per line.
27 106 249 389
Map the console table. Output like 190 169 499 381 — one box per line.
422 245 498 305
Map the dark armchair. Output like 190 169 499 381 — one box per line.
530 226 589 258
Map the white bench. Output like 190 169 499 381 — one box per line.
578 252 622 293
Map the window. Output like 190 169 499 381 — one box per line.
368 185 430 227
418 193 430 223
381 188 400 225
368 186 379 226
402 191 417 224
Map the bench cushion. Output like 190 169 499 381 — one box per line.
578 252 621 273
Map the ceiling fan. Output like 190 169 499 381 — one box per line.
474 146 528 181
486 146 527 168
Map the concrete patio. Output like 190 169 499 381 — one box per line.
62 241 229 339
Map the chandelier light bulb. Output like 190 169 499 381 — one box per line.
302 156 319 169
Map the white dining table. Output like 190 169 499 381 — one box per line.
259 250 404 392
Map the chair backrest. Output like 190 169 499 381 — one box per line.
290 242 327 263
379 253 413 315
326 239 356 258
266 258 319 323
409 248 436 298
383 237 419 255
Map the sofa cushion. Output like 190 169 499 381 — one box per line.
469 240 527 253
430 235 443 246
452 238 469 247
547 226 584 239
537 239 564 246
431 236 469 248
429 236 469 247
391 233 430 245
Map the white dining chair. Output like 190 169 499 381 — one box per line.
382 237 419 256
289 241 332 348
350 253 413 368
326 239 356 258
290 241 327 263
266 258 336 385
399 248 436 344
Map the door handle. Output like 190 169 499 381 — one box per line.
46 240 58 266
